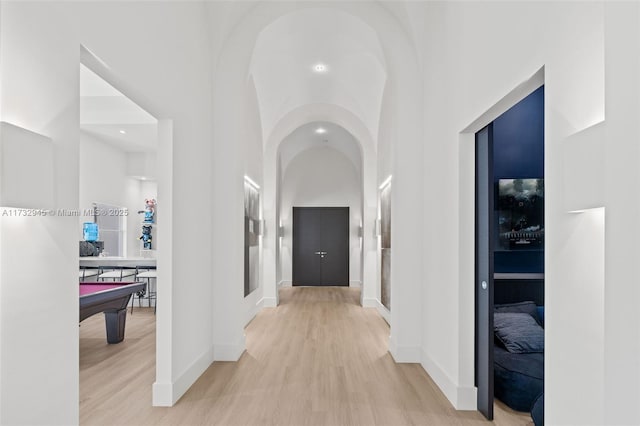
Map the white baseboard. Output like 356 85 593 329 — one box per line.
362 298 390 324
152 381 173 407
349 280 362 287
152 345 214 407
214 335 246 361
262 296 277 307
420 349 477 410
243 296 261 327
278 280 292 287
376 301 391 324
388 335 421 363
362 297 378 308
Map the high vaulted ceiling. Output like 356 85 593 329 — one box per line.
279 122 362 175
250 8 388 144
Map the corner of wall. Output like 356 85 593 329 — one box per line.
388 335 421 363
262 297 277 307
420 349 477 411
153 345 215 407
362 298 379 308
152 381 174 407
214 334 246 362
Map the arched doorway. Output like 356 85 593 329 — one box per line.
277 122 364 289
205 0 425 407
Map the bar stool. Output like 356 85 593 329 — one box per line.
79 268 99 281
98 267 137 281
134 268 157 314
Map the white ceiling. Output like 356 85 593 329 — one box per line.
279 122 362 176
79 64 157 152
250 8 388 144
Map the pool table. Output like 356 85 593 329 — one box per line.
79 282 146 344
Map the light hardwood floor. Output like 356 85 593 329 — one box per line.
80 287 533 425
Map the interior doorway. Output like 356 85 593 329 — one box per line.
474 84 545 422
292 207 349 286
78 47 162 414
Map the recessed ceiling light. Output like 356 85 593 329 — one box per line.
315 127 327 134
119 129 126 134
313 63 328 73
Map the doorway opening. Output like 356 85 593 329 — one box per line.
276 122 364 293
78 47 163 416
474 84 545 422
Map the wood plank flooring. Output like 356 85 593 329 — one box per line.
80 287 533 425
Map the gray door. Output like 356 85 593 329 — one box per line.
475 124 494 420
292 207 349 286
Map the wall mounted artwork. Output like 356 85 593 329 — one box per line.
497 178 544 251
380 181 391 310
244 178 260 297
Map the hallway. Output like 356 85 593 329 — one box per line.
80 287 530 425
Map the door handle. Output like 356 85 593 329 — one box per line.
314 251 322 255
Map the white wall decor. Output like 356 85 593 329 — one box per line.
0 122 54 209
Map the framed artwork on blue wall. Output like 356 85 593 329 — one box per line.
497 178 544 251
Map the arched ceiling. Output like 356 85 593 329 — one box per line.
279 122 362 176
250 8 387 144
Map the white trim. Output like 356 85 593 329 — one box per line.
152 382 173 407
362 297 379 308
243 306 260 328
349 280 362 288
370 299 390 324
461 66 544 133
262 296 277 307
388 335 421 363
278 280 292 287
214 335 246 361
152 345 214 407
420 349 477 410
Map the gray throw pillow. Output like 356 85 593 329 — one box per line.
495 301 542 326
494 312 544 354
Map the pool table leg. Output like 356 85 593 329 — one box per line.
104 308 128 344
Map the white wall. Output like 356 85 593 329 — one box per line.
279 146 362 286
1 3 81 423
601 4 640 423
412 2 640 424
0 2 216 422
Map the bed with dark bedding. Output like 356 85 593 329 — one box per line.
494 345 544 411
494 301 545 425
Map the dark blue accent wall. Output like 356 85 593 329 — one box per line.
493 86 544 273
